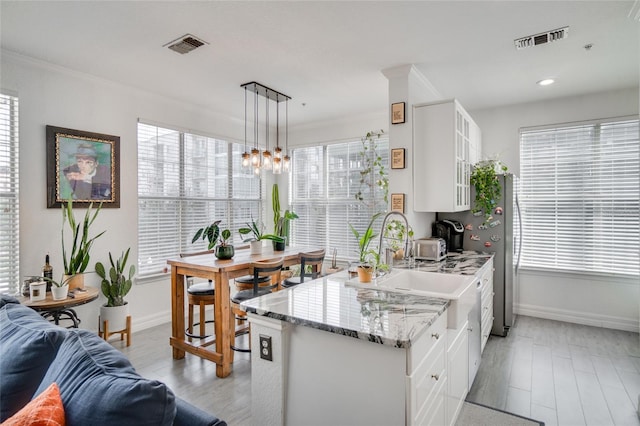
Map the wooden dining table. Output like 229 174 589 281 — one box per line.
166 245 315 378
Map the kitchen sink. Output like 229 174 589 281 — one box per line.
348 269 478 329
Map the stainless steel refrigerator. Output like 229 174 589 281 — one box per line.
437 173 521 337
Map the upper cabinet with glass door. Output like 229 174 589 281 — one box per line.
413 99 481 212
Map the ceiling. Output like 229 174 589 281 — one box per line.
1 1 638 128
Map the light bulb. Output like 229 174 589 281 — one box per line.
283 154 291 172
241 152 250 168
251 148 260 167
273 157 282 174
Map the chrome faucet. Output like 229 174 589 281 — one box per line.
377 211 411 271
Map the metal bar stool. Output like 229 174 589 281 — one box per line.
230 258 284 353
282 249 326 288
179 249 216 340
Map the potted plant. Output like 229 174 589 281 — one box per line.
61 200 105 290
470 160 508 224
41 274 76 301
383 219 414 260
272 183 298 250
354 130 389 209
96 248 134 334
192 220 235 259
348 213 382 283
239 219 284 255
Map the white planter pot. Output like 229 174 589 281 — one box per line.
51 285 69 301
250 240 263 255
99 303 129 332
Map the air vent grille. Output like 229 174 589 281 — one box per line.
515 26 569 50
164 34 207 55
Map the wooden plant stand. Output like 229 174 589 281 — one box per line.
98 315 132 347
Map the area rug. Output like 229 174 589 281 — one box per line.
456 401 545 426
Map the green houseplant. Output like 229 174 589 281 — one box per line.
239 218 284 255
61 200 105 290
470 160 508 224
272 183 298 248
383 219 414 259
96 248 135 333
192 220 235 259
355 130 389 208
348 212 382 283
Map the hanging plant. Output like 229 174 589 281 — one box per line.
354 130 389 207
470 160 508 224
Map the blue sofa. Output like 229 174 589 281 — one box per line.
0 295 226 426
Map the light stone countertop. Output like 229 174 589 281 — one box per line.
240 251 494 349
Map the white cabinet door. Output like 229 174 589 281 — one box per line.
413 99 480 212
446 322 469 426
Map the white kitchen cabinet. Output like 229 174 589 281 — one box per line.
407 312 447 425
445 320 469 426
479 259 494 352
413 99 481 212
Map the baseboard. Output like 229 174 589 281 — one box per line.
130 310 172 332
515 303 639 332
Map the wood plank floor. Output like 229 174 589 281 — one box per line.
467 316 640 426
115 315 640 425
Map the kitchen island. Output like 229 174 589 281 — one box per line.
241 251 493 426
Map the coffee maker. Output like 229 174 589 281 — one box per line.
432 219 465 253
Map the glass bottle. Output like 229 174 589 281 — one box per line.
43 254 53 291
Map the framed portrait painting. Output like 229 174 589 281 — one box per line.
46 125 120 208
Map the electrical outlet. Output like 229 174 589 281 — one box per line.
186 277 194 287
259 335 272 361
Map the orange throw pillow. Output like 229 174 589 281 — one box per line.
1 382 65 426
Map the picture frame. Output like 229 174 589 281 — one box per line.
391 148 406 169
391 193 405 214
46 125 120 208
391 102 405 125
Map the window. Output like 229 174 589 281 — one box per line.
519 117 639 276
137 122 262 279
290 137 389 260
0 93 19 294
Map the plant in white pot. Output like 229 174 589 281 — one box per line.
239 218 284 255
61 200 105 290
96 248 134 334
42 274 75 301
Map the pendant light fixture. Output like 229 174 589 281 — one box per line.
241 81 291 175
283 98 291 172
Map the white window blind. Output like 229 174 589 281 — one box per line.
137 122 262 279
0 93 19 294
519 117 639 277
290 138 388 261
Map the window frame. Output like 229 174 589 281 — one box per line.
137 121 263 281
518 116 639 278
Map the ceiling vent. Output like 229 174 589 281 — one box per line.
514 26 569 50
164 34 208 54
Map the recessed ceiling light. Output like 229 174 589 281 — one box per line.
537 79 555 86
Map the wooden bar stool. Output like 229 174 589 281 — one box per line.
180 250 216 340
282 249 326 288
230 258 284 353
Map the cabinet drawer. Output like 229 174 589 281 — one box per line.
408 344 446 425
408 312 447 374
416 376 447 426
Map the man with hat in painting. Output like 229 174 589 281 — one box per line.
63 143 111 200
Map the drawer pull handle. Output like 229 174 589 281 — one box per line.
468 327 473 332
431 374 439 381
484 306 489 310
431 333 440 340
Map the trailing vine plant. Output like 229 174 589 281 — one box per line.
354 129 389 208
470 159 508 224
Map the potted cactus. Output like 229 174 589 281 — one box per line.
96 248 134 333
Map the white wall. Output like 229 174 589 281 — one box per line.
1 50 387 332
2 51 246 331
471 88 640 331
